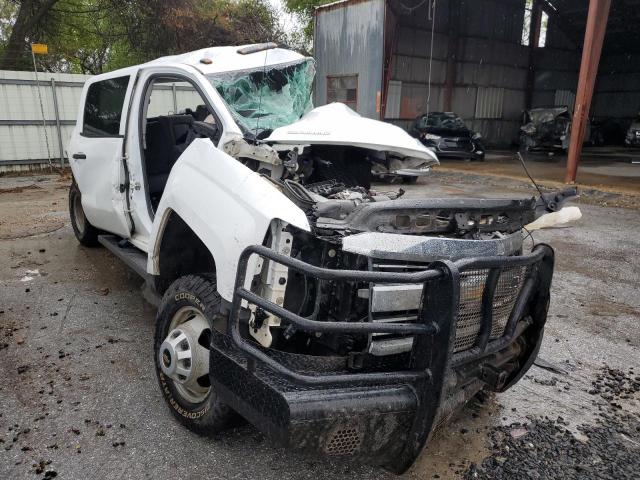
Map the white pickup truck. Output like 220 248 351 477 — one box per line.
68 43 574 473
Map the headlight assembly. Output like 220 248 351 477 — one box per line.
423 133 442 141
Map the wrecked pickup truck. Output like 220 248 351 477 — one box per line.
68 43 576 473
520 106 573 152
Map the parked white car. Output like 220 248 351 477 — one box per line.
68 43 574 473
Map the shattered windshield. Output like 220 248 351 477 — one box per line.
418 112 466 130
207 59 315 137
528 108 569 124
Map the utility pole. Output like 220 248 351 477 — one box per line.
565 0 611 183
31 43 52 169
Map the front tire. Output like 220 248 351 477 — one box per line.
69 182 99 247
154 274 236 435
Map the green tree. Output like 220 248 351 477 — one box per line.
39 0 132 73
282 0 332 43
0 0 284 73
105 0 283 66
0 0 61 70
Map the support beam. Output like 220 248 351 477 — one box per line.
443 0 460 111
381 2 398 120
565 0 611 184
525 0 542 109
543 9 584 49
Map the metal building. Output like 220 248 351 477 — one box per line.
313 0 639 176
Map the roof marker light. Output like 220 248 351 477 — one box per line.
237 43 278 55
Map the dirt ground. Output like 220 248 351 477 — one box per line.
0 171 639 479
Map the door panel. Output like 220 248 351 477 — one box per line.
68 73 136 238
125 68 225 241
69 134 131 237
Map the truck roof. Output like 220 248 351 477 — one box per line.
89 43 309 83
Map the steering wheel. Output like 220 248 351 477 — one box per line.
185 121 220 146
193 121 219 140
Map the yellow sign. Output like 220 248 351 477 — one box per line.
31 43 48 55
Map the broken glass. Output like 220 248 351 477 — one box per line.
207 59 315 136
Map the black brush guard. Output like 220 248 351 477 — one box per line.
209 243 554 473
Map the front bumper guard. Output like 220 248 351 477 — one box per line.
209 243 554 473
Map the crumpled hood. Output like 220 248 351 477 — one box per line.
265 103 439 166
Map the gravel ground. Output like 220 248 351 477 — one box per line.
464 365 640 479
0 171 638 479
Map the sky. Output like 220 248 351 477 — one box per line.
268 0 299 34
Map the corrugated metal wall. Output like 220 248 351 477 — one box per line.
530 50 579 108
0 70 90 165
554 89 576 110
384 0 532 146
313 0 385 119
312 0 593 147
387 0 593 146
475 87 505 119
592 52 640 128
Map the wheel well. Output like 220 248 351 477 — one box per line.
156 211 216 293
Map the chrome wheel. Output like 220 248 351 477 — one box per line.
159 306 211 404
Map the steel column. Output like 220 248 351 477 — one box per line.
565 0 611 183
380 2 397 120
525 1 542 109
443 0 460 111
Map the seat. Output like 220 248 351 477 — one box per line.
145 114 194 206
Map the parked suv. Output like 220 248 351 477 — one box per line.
68 43 575 473
410 111 485 161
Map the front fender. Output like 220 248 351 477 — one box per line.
149 139 310 301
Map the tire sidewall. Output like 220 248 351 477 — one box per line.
69 183 99 246
155 291 212 420
69 184 84 240
154 275 233 433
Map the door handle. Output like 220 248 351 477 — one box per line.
72 153 86 159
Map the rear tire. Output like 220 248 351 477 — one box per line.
154 274 237 436
69 183 100 247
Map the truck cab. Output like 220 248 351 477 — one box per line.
68 43 573 473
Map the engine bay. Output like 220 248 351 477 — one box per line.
243 144 549 358
255 144 538 240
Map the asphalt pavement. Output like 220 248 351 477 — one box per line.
0 172 638 479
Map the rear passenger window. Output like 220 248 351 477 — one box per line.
83 76 130 136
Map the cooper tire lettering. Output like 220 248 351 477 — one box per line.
155 274 236 435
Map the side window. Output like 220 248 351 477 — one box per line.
83 76 130 137
146 80 215 124
327 75 358 111
143 78 220 150
141 76 221 209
